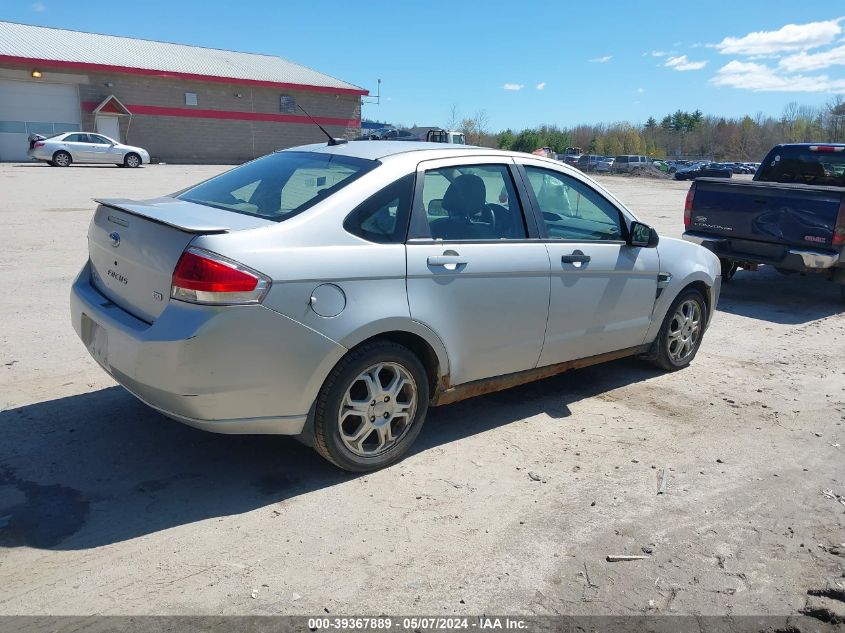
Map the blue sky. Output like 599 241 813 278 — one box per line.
3 1 844 130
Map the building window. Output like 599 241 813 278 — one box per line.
185 92 198 106
280 95 296 114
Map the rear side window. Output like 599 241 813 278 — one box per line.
420 164 527 240
344 174 414 243
757 146 845 185
178 151 378 222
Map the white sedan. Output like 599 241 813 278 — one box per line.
28 132 150 167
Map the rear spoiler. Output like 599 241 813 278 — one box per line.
94 197 275 233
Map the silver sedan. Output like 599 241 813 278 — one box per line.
28 132 150 167
70 141 721 471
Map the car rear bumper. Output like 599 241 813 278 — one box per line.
70 261 347 434
683 231 841 271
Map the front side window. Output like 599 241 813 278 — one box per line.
344 174 414 243
178 151 379 222
420 163 527 240
524 166 623 241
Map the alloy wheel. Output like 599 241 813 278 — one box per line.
337 362 417 457
667 299 702 363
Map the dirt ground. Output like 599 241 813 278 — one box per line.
0 163 843 618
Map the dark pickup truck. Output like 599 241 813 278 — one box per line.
682 143 845 300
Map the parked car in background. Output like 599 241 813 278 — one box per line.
612 155 651 173
559 153 582 167
71 141 721 472
576 154 605 172
354 128 420 142
28 132 149 167
674 162 733 181
683 143 845 299
594 157 615 173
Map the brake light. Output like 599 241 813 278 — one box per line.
34 141 45 148
809 145 845 152
171 247 270 305
684 182 696 227
834 199 845 246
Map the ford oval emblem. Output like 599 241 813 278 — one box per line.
109 231 121 247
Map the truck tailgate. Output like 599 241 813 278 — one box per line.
689 178 842 250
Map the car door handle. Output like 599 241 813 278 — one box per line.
561 253 591 264
427 255 468 266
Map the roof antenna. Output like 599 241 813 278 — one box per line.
298 104 347 146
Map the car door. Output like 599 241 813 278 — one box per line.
60 133 94 161
405 156 550 386
517 161 659 366
87 134 116 163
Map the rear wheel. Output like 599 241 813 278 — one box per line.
313 341 429 472
649 289 707 371
124 153 141 168
52 151 71 167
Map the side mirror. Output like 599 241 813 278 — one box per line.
629 221 659 248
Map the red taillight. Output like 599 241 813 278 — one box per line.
171 248 269 304
34 141 45 148
833 199 845 246
809 145 845 153
684 182 696 227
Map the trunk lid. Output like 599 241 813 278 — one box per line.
87 197 274 323
689 179 843 250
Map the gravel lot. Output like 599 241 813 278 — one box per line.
0 163 843 618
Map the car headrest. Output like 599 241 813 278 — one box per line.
442 174 486 218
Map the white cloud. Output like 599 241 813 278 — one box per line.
637 87 645 94
713 18 843 55
664 55 708 71
779 44 845 71
648 50 669 57
711 60 845 92
31 1 46 11
589 55 612 63
502 83 524 91
535 82 546 90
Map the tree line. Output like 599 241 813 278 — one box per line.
448 98 845 161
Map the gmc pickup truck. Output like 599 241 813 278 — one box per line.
682 143 845 300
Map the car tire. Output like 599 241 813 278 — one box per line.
52 151 71 167
313 340 429 472
719 258 738 282
124 153 141 168
649 288 708 372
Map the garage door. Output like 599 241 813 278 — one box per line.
0 80 80 161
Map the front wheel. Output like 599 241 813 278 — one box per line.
649 289 707 371
124 153 141 168
313 341 429 472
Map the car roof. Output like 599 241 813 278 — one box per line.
282 140 525 162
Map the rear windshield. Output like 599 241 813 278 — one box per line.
757 146 845 186
177 151 378 221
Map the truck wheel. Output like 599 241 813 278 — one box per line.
719 258 737 282
649 288 707 372
313 341 429 472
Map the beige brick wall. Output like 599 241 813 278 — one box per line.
77 71 362 163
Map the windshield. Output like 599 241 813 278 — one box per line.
178 151 378 221
757 146 845 186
